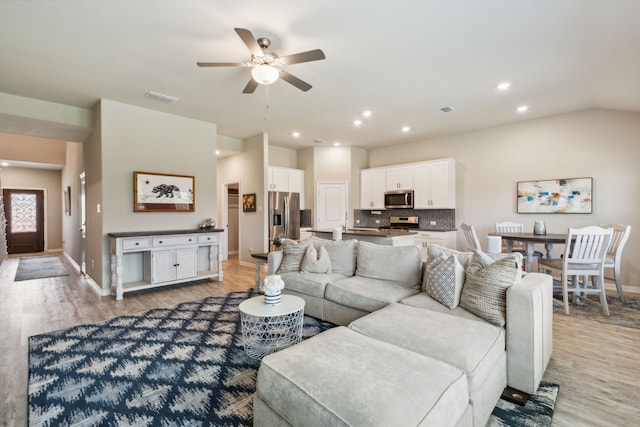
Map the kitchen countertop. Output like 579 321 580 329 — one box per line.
311 229 417 237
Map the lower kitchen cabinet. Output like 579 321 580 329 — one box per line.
414 230 457 260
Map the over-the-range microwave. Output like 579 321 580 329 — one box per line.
384 190 414 209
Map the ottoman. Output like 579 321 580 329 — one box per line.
349 303 506 426
254 326 471 427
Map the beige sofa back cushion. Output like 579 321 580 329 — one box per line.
356 241 422 288
308 238 358 276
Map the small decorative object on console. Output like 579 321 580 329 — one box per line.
533 221 546 235
261 274 285 305
199 218 216 230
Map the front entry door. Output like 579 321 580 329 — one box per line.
3 189 45 254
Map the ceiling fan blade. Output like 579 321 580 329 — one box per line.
242 78 259 94
234 27 263 57
280 71 313 92
279 49 326 66
197 62 244 67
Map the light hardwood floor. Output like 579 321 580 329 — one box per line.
1 254 638 426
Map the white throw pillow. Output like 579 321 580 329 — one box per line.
300 245 332 274
426 253 465 309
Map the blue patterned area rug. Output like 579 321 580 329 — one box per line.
28 290 558 426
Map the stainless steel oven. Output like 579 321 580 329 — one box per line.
384 190 414 209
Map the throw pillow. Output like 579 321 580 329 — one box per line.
426 253 465 309
300 245 332 274
459 252 523 327
308 238 358 276
276 241 310 273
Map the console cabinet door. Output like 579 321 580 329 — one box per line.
151 247 197 283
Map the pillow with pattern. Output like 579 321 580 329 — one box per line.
460 251 523 327
276 240 310 273
300 245 332 274
426 252 465 309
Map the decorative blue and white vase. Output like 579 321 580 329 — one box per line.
264 291 281 306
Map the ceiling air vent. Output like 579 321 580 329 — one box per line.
439 106 456 113
144 91 179 104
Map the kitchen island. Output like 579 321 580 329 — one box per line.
311 229 416 246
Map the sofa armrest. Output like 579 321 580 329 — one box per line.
268 251 284 275
505 272 553 394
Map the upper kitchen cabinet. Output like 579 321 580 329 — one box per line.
385 165 414 190
413 159 456 209
268 166 305 209
360 168 386 209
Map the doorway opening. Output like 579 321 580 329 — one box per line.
2 188 45 254
222 182 240 260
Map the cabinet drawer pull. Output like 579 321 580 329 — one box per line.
135 242 139 245
159 240 163 244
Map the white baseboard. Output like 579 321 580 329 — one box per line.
62 251 104 296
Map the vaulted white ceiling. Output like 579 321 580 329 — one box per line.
1 0 639 150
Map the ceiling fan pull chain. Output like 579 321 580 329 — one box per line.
264 85 270 121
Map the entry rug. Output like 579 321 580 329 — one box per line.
15 256 70 282
28 291 558 426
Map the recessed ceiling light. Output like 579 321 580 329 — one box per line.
215 150 221 155
292 131 300 138
517 105 529 113
353 119 363 126
362 110 372 118
401 126 411 133
497 82 511 91
334 142 341 147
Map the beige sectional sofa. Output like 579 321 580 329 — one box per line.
256 238 553 427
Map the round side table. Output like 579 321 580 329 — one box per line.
238 294 305 359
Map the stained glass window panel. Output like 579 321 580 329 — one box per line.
11 193 37 233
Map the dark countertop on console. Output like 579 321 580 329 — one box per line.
311 229 417 237
352 227 457 232
108 229 224 238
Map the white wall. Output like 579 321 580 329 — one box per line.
93 99 218 291
368 109 640 289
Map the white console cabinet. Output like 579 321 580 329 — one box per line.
109 229 223 300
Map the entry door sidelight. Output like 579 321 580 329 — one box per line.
3 189 45 254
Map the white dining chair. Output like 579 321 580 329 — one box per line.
460 223 481 251
495 221 543 269
599 224 631 302
538 226 613 316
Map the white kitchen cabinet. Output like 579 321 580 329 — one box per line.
414 230 457 260
268 167 290 191
360 168 386 209
268 167 305 208
413 159 456 209
109 230 223 300
385 165 414 190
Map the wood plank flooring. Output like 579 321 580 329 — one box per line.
1 253 638 426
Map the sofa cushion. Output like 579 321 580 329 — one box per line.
349 303 506 426
307 237 358 276
356 241 422 288
276 240 311 273
301 245 332 274
279 271 348 299
460 251 523 327
256 326 469 427
426 253 465 309
400 293 486 324
325 276 420 313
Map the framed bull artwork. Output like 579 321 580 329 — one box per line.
134 171 195 212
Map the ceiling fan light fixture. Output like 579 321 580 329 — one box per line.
251 64 279 85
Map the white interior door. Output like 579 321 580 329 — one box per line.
316 182 348 230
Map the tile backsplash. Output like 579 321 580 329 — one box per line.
353 209 455 231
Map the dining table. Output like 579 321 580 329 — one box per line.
488 231 568 272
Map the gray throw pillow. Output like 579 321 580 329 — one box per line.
459 251 523 327
276 241 310 273
426 253 465 309
308 238 357 276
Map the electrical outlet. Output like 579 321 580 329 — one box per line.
356 219 360 224
430 221 437 225
375 220 381 224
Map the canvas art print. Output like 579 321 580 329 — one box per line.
134 171 195 212
517 177 592 214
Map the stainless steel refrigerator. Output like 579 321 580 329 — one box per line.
268 191 300 251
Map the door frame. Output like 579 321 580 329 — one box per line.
221 181 241 260
3 186 48 253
